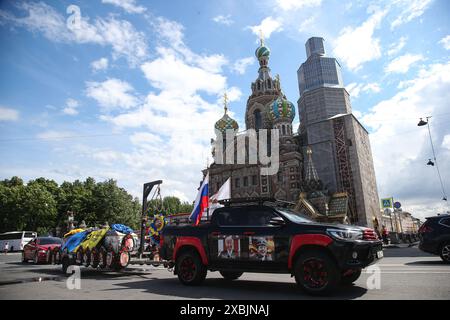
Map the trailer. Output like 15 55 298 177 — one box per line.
51 180 176 273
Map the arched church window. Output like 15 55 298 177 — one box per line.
282 125 286 135
257 81 261 90
267 80 271 89
254 110 262 130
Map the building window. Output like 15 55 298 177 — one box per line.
282 125 286 135
243 176 248 187
252 175 257 185
235 178 240 188
254 110 262 130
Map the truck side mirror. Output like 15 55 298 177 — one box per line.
269 216 286 226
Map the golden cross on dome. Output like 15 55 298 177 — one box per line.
259 29 264 46
223 92 228 114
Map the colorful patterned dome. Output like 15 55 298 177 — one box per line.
215 111 239 133
267 96 295 122
255 45 270 59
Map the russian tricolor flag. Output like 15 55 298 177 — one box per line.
189 173 209 225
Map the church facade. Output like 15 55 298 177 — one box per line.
205 37 381 228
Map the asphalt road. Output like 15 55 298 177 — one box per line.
0 246 449 300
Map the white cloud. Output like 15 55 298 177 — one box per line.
438 35 450 50
442 135 450 151
62 98 80 116
346 82 381 98
232 57 255 74
333 9 387 71
275 0 322 10
384 53 424 74
391 0 434 29
212 15 234 26
0 107 19 121
91 57 109 72
387 36 407 56
86 78 139 110
97 17 242 201
298 16 316 33
248 17 283 41
141 54 226 96
362 61 450 219
0 2 148 66
101 0 146 14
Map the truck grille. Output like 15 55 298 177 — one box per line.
362 228 378 241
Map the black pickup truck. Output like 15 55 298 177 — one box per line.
160 200 383 295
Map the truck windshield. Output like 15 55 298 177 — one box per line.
275 208 312 224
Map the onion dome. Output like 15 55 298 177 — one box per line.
267 96 296 122
255 44 270 59
214 93 239 133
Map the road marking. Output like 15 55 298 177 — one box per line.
362 271 450 274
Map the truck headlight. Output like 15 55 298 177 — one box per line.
327 228 363 241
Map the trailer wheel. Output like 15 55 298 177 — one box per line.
98 248 107 269
90 249 99 268
176 251 207 286
76 248 83 265
83 249 91 267
106 251 114 269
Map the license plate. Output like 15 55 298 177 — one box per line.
376 250 384 259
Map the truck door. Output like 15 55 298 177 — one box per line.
207 208 249 269
241 206 289 271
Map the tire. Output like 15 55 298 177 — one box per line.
83 249 91 267
293 250 340 296
118 251 130 269
98 248 107 269
341 269 362 285
176 251 207 286
219 271 243 281
76 248 83 265
106 251 114 269
90 249 99 268
440 242 450 263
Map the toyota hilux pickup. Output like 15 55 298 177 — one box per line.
160 199 383 295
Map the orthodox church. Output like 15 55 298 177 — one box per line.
205 36 381 228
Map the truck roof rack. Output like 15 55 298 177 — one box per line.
218 197 296 208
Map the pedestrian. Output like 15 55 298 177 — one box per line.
3 241 9 255
381 225 389 245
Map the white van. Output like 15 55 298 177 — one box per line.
0 231 37 252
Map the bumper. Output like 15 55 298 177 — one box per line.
419 241 439 255
329 240 383 270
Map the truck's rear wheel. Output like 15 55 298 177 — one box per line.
294 250 340 296
341 268 362 285
176 251 207 286
219 271 243 280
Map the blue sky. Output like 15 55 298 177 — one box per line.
0 0 449 219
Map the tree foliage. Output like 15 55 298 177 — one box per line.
0 177 192 235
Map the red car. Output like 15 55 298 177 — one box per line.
22 237 63 264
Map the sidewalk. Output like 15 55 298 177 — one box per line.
383 241 419 249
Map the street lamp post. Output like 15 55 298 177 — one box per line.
418 117 448 202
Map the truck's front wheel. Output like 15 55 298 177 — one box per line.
293 250 340 296
176 251 207 286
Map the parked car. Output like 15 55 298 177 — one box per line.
22 237 63 264
419 214 450 263
160 199 383 295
